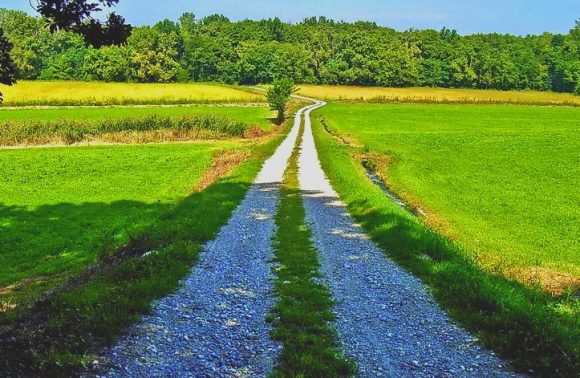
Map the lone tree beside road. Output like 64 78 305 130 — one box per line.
0 28 16 104
267 78 296 123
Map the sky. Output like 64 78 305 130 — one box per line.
3 0 579 35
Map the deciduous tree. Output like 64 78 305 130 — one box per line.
267 78 296 123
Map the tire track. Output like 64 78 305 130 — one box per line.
298 99 519 377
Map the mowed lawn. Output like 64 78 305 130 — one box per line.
299 85 580 106
317 103 580 289
0 105 274 130
0 81 263 106
0 142 232 311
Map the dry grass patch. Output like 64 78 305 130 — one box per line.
195 149 251 192
507 267 580 297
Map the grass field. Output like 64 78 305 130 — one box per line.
317 103 580 292
311 105 579 375
0 81 264 106
298 85 580 106
0 143 228 314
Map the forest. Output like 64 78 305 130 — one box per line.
0 8 579 93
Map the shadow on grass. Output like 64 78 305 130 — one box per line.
0 201 165 296
0 177 253 375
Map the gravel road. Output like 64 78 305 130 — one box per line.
298 100 519 377
91 104 314 377
89 96 519 377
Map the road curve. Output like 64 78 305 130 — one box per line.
297 99 519 377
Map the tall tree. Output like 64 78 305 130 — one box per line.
0 28 16 103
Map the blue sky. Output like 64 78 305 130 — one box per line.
3 0 579 35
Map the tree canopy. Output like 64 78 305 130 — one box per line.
0 8 578 93
32 0 131 47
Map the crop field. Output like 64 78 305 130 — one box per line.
315 103 580 293
298 85 580 106
0 81 264 106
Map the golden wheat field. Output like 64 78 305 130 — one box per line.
298 85 580 105
0 81 264 106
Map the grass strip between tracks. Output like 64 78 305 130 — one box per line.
269 119 356 377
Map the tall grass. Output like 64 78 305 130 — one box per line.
0 115 251 146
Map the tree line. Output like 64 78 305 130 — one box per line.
1 8 579 94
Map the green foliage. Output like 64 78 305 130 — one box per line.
267 78 296 122
311 106 579 377
0 104 272 127
1 8 579 92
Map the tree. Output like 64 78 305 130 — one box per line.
0 28 16 103
34 0 119 31
267 78 296 123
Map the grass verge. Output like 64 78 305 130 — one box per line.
269 121 356 377
0 113 294 376
311 112 579 377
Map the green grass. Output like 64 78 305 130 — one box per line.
311 104 579 376
0 107 296 376
270 122 356 377
0 143 220 313
0 105 273 129
317 103 580 290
